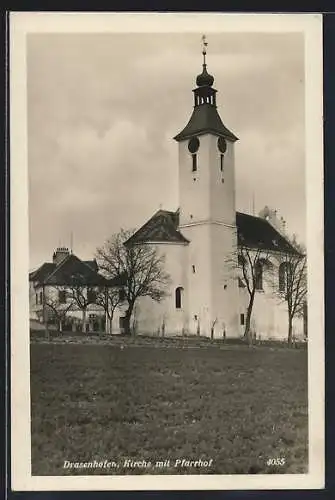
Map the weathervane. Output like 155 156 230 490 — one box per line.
202 34 208 65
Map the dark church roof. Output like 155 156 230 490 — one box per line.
125 210 189 246
174 103 238 143
126 209 299 255
236 212 300 255
29 254 109 286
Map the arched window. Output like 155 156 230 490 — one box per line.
279 262 292 292
175 287 183 309
255 260 263 290
279 262 287 292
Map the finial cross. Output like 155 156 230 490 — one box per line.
202 34 208 65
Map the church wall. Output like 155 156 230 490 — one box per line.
210 223 240 338
237 252 305 341
133 243 188 336
179 224 214 337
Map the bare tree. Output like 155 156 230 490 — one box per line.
44 286 76 333
96 287 123 335
277 252 307 345
66 275 101 333
96 229 171 336
238 246 272 345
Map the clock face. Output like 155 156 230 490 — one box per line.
217 136 227 153
188 137 200 154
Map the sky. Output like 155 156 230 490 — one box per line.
27 32 305 270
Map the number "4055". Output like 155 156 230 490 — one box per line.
266 458 286 466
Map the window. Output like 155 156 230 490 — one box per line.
39 291 43 304
240 313 245 326
279 262 292 292
255 260 263 290
192 265 196 273
35 293 38 305
220 154 224 172
279 263 286 292
192 154 197 172
238 254 246 267
87 289 96 303
175 287 183 309
58 290 66 304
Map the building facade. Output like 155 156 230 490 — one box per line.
29 247 127 334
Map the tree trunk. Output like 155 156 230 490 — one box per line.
288 315 293 346
109 317 113 335
244 293 255 346
42 284 49 340
124 304 134 336
82 309 87 333
59 319 62 333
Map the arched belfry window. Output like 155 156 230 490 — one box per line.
217 136 227 180
220 154 224 172
188 137 200 173
175 287 184 309
255 260 263 290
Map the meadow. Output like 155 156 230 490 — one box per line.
30 341 308 475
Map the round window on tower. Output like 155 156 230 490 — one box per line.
217 136 227 154
188 137 200 153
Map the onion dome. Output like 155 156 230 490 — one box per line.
196 64 214 87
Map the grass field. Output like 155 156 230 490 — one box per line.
30 342 308 475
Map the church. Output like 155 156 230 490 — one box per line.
122 41 306 341
29 40 306 342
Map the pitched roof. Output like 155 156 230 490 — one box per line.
83 260 98 272
29 263 56 282
125 210 189 246
174 103 238 142
236 212 300 255
45 254 107 286
29 254 108 286
125 209 299 255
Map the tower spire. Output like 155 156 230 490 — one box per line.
173 36 238 143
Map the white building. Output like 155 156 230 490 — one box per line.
123 48 306 341
29 247 127 334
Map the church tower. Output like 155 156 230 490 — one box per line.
174 37 239 337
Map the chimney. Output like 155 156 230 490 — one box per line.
259 206 286 236
53 247 70 265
